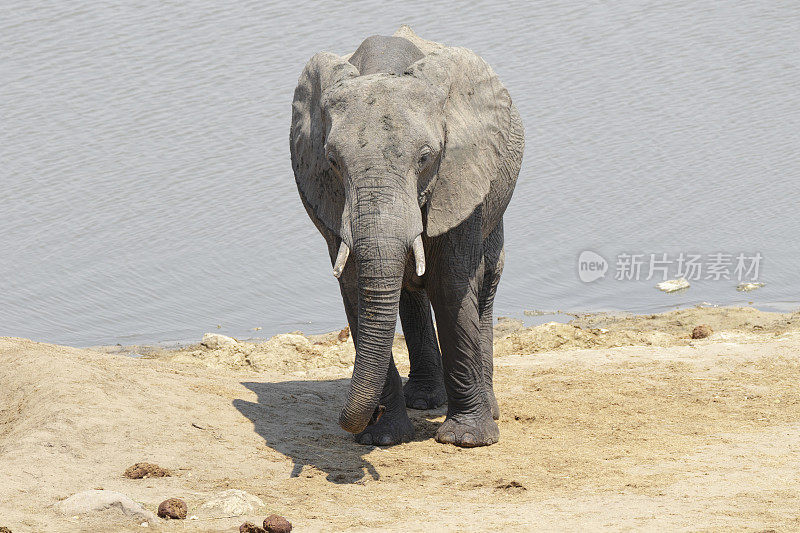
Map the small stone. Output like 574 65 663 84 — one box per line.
55 490 157 523
496 480 527 492
337 325 350 342
523 309 555 316
691 325 713 339
656 278 690 293
737 282 765 292
263 514 292 533
157 498 187 520
123 462 170 479
201 333 238 349
240 523 266 533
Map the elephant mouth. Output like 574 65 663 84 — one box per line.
368 404 386 426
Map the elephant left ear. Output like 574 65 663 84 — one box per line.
406 47 523 237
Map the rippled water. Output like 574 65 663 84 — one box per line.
2 1 798 346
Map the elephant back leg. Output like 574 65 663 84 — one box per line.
478 220 505 420
399 287 446 409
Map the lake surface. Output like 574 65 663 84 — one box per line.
2 1 798 347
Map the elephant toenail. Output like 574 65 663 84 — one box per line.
460 432 476 446
377 434 393 446
438 431 456 444
358 433 373 445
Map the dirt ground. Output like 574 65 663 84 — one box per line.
2 306 800 531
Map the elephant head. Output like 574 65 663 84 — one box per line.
290 28 522 434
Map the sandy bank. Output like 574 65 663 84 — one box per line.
2 306 799 531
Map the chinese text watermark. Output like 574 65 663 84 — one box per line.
578 251 762 283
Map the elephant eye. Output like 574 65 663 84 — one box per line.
327 153 338 170
417 147 433 170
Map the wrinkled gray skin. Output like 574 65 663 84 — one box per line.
290 27 523 447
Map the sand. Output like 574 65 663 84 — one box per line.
2 306 800 531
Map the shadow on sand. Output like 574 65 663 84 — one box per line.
233 379 444 485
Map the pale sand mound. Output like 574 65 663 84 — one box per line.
137 305 800 372
1 306 800 531
137 328 410 378
494 305 800 355
158 332 358 373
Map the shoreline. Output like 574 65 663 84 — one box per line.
52 300 795 351
94 303 800 360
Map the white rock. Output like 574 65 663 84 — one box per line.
267 333 312 349
201 333 238 349
523 309 555 316
198 489 264 517
656 278 690 293
737 282 765 292
55 490 157 524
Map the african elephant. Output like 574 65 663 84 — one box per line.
290 26 524 447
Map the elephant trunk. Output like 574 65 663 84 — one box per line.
338 261 404 433
338 178 422 434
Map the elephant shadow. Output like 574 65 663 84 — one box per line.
233 379 444 485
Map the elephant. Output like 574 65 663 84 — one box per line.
290 26 524 447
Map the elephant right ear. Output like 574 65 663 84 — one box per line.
290 52 359 237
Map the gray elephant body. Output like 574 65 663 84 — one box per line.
291 27 523 447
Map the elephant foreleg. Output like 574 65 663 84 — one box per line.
399 288 446 410
354 356 415 446
425 208 499 447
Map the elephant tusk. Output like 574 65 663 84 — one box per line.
332 241 350 278
412 235 425 276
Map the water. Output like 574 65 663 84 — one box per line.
2 1 798 347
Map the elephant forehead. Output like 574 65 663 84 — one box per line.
324 77 445 157
324 75 441 118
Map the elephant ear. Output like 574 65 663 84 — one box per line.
290 52 359 237
407 46 519 237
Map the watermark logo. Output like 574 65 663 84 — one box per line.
577 250 763 282
577 250 608 283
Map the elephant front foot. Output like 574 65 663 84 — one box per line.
435 415 499 448
403 377 447 410
355 406 415 446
